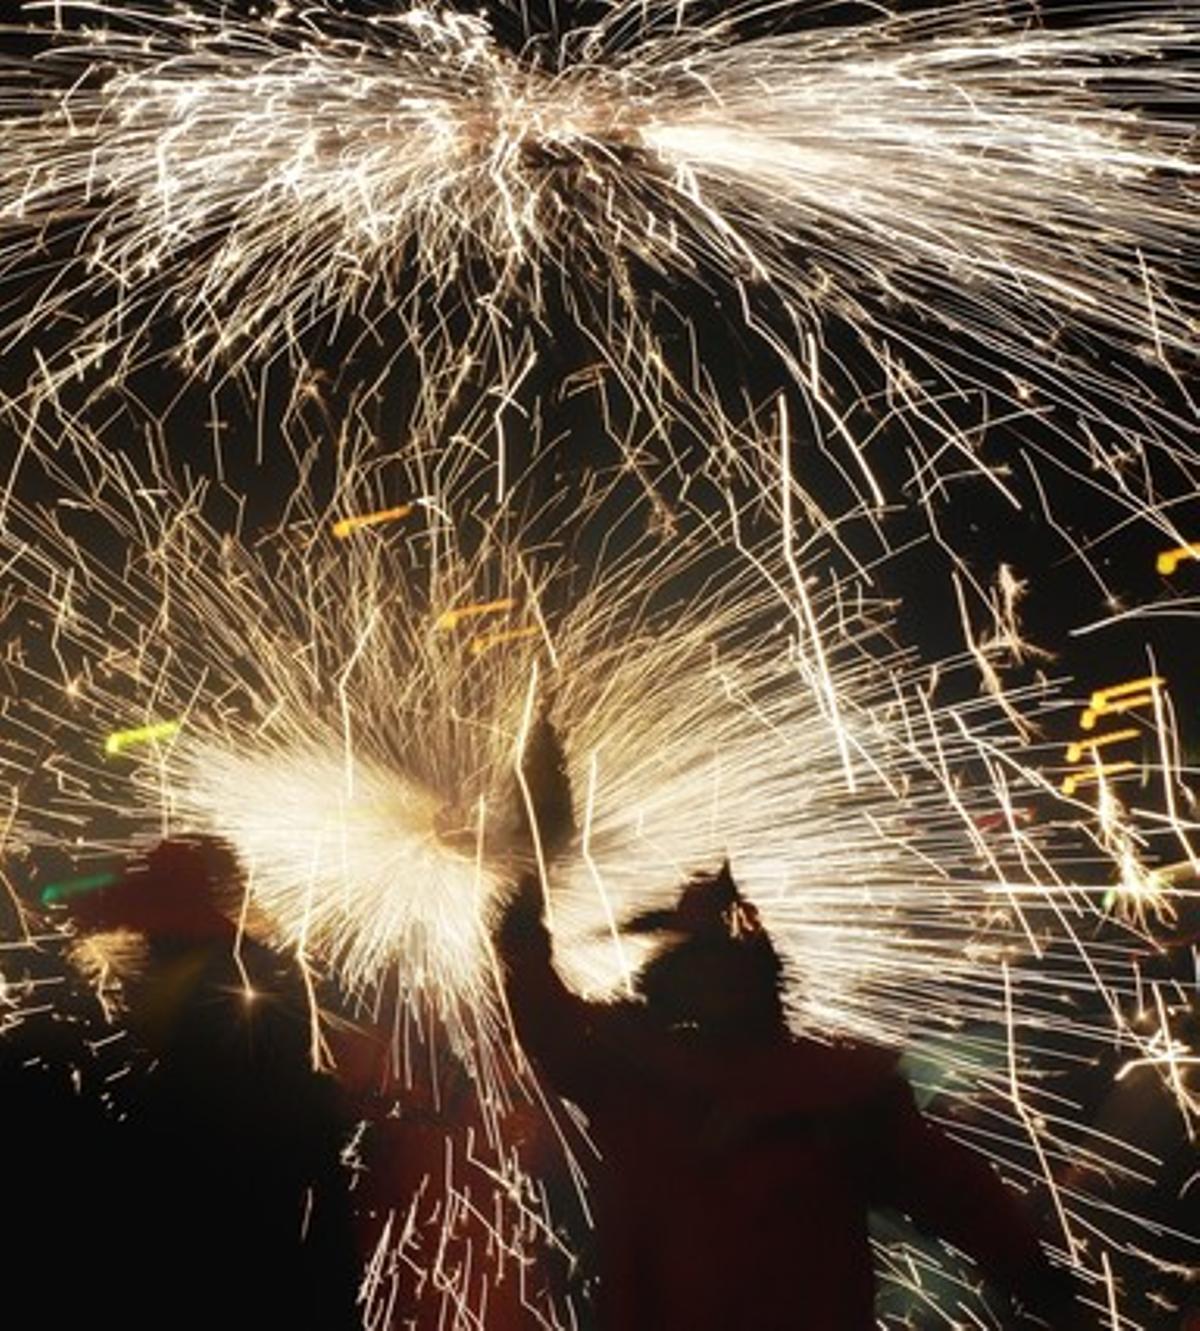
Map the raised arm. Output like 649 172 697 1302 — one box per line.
513 709 577 864
868 1078 1097 1328
497 871 629 1110
494 714 616 1109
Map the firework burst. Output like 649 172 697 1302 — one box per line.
0 1 1197 542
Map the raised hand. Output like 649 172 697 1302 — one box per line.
515 711 576 863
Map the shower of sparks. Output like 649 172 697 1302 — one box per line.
0 420 1196 1324
0 2 1197 1324
0 0 1197 554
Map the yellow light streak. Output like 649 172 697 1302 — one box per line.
435 597 517 631
469 626 538 656
1062 761 1138 797
1065 728 1139 765
104 720 182 756
330 504 413 540
1155 543 1200 576
1080 678 1166 731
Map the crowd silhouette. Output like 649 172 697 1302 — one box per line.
2 837 359 1330
0 717 1099 1328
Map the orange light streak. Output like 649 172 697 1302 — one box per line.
1155 542 1200 576
1065 728 1139 765
330 503 413 540
436 597 517 631
1062 762 1137 797
469 626 538 656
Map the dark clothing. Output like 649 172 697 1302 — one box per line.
0 947 131 1326
34 837 362 1329
1 931 360 1331
117 935 361 1330
498 896 1069 1331
330 999 574 1330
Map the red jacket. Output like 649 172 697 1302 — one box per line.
499 904 1072 1330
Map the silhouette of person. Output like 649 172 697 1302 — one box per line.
63 836 360 1331
494 715 1098 1331
0 916 131 1328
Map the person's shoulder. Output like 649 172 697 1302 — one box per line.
587 994 645 1042
782 1034 902 1105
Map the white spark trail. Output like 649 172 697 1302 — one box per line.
1 1 1196 542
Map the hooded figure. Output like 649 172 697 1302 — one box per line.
495 717 1096 1331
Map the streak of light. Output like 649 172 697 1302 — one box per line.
1062 763 1138 797
1115 986 1200 1140
103 720 182 756
39 872 119 906
1080 679 1167 732
1065 730 1141 765
0 787 30 940
1002 961 1079 1261
1101 1250 1120 1331
436 598 517 631
581 751 634 998
331 504 414 540
512 659 554 933
1156 543 1200 577
469 626 539 656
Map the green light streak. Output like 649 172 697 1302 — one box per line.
40 872 119 906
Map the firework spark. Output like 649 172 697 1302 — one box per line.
103 717 181 755
331 503 414 540
1157 542 1200 576
0 418 1196 1322
0 1 1196 549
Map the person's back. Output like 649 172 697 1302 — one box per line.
548 1007 891 1329
499 868 1093 1330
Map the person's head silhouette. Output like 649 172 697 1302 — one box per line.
626 862 786 1041
66 835 241 944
